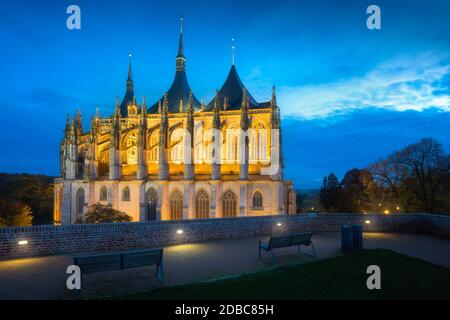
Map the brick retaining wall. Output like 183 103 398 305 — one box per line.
0 213 449 260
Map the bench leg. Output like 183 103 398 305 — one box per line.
259 249 276 265
298 245 301 253
258 241 262 260
300 242 317 258
155 262 163 283
270 250 276 265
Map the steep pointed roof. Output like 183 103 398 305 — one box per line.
149 72 201 113
177 18 184 59
206 65 268 111
148 18 201 113
120 53 134 116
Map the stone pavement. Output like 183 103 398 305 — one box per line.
0 232 449 299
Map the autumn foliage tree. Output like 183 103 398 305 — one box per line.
339 169 372 213
0 173 53 225
319 138 449 214
368 138 450 213
0 198 33 227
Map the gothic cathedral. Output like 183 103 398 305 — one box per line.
54 21 296 224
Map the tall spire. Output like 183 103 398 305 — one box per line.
176 16 186 71
231 38 235 65
115 97 121 117
239 89 249 180
178 17 184 56
187 91 195 148
271 86 280 129
211 90 221 180
271 85 277 106
213 90 221 129
120 52 134 117
127 51 133 82
241 89 249 131
64 114 71 138
148 17 201 113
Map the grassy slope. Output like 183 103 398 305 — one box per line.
121 249 450 300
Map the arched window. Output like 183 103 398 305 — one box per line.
222 190 237 218
146 188 158 221
98 148 109 176
76 188 85 218
170 128 184 164
252 191 263 209
225 128 239 163
148 130 159 162
194 126 204 164
125 132 137 165
249 124 267 162
195 190 210 219
122 186 130 201
170 189 184 220
100 186 108 201
202 129 213 164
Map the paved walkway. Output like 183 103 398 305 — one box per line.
0 232 449 299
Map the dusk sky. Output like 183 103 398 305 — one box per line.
0 0 449 189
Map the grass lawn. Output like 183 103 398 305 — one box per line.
119 249 450 300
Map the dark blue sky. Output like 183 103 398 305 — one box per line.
0 0 449 189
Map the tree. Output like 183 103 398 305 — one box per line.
320 173 341 212
368 138 450 213
0 198 33 227
0 173 54 225
339 169 372 213
296 190 321 213
82 203 132 224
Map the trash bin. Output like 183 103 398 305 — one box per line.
352 224 363 249
341 224 353 252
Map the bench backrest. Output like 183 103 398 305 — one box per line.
74 253 122 274
123 249 163 269
290 232 312 246
269 235 293 249
74 248 163 274
268 232 313 249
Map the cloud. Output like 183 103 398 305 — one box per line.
282 108 450 188
278 51 450 119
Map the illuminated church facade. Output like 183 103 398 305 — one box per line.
54 22 296 224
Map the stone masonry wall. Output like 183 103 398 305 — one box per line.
0 213 449 260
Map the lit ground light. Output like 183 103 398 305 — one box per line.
114 249 450 300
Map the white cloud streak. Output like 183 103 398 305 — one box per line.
277 51 450 119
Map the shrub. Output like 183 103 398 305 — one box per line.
82 203 132 224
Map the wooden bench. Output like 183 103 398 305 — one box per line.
73 248 163 289
259 232 316 264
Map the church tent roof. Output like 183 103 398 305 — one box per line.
148 18 201 113
206 65 269 111
148 70 201 113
